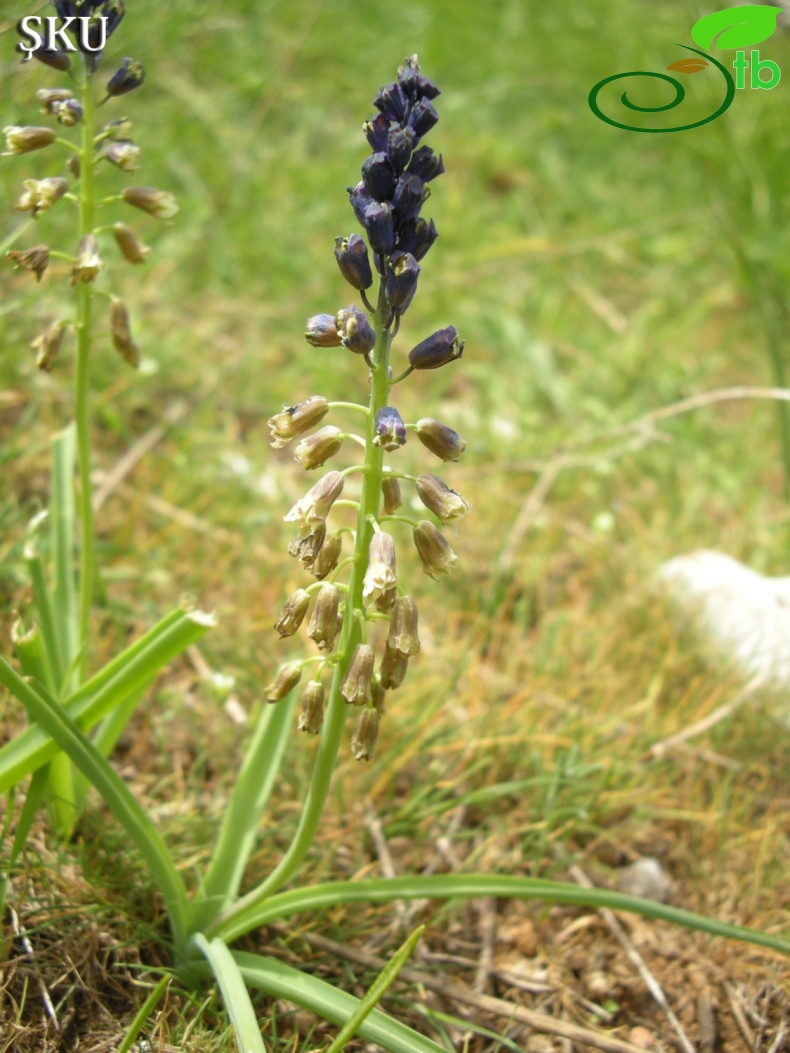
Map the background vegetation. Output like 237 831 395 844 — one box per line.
1 0 788 1049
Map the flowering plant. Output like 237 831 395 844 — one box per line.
1 12 788 1052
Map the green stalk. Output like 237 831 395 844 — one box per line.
206 282 393 938
75 56 98 681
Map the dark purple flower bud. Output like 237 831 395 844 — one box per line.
408 98 439 138
89 2 126 53
373 407 407 452
349 181 375 225
409 326 464 370
336 306 376 355
33 48 71 72
363 201 395 257
407 146 445 183
397 217 438 262
385 252 420 313
364 114 390 152
361 152 395 202
106 57 145 98
392 174 427 225
397 57 441 102
334 234 373 291
387 126 415 174
374 81 408 123
305 313 342 347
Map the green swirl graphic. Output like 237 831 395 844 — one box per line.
588 45 736 133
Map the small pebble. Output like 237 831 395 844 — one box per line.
629 1025 657 1049
615 857 671 902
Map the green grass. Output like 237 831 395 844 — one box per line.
1 0 790 1049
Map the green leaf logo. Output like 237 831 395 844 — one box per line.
691 5 780 49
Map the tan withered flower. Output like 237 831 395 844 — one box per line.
3 125 56 155
30 321 66 372
297 681 325 735
307 583 340 651
386 596 420 657
416 474 471 523
351 707 379 761
122 185 178 219
7 245 49 283
15 177 68 218
274 589 311 638
113 223 151 264
264 661 303 702
294 426 344 470
341 644 375 705
362 531 396 606
72 234 103 284
110 299 140 368
269 396 329 449
413 520 458 580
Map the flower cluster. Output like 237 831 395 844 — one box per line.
266 58 471 762
4 5 175 372
43 1 126 71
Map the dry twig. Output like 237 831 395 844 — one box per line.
568 864 695 1053
273 923 647 1053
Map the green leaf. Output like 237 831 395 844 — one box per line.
0 607 214 793
192 935 267 1053
51 426 79 688
230 952 448 1053
210 875 790 958
0 658 192 948
691 5 780 50
198 694 296 918
24 542 64 689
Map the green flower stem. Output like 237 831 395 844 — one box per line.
74 58 98 682
205 281 393 940
328 401 369 416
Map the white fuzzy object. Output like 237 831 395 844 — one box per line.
658 550 790 686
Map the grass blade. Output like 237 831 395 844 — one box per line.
191 935 267 1053
324 925 425 1053
116 974 171 1053
0 768 49 934
211 875 790 958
